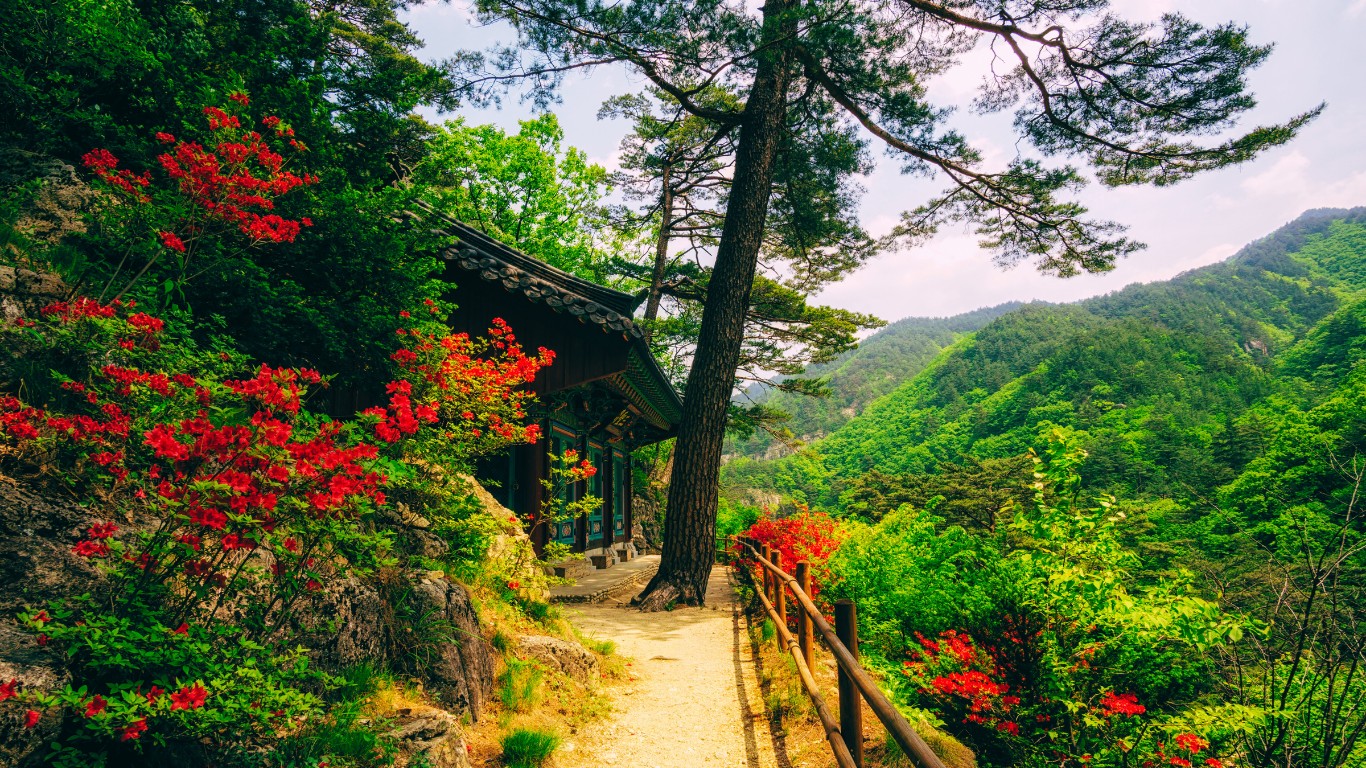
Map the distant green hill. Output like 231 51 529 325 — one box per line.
728 302 1023 459
722 207 1366 507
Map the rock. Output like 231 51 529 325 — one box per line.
516 635 600 686
0 149 99 246
0 477 103 766
0 266 67 331
304 578 391 671
299 573 494 722
0 625 68 768
458 474 551 602
390 706 471 768
409 577 495 719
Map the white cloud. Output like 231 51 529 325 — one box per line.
1349 0 1366 17
1241 149 1366 208
1241 150 1313 197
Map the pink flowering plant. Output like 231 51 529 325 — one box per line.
0 296 553 760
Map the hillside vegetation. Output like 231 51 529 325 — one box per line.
723 207 1366 768
726 207 1366 505
729 302 1024 458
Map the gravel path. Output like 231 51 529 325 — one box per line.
558 566 783 768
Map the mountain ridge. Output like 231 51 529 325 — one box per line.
723 206 1366 506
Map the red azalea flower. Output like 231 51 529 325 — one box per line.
1099 691 1146 717
85 695 107 718
73 539 110 558
23 710 40 729
0 679 16 701
146 685 164 703
171 622 189 636
1175 734 1209 754
88 522 119 539
170 684 208 710
121 718 148 741
158 231 187 253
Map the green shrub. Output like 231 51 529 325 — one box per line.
500 728 560 768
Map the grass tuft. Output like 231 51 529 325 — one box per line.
500 727 560 768
497 658 544 713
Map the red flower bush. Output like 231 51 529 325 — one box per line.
80 92 317 299
738 505 846 603
901 630 1020 736
0 297 553 750
1099 690 1147 718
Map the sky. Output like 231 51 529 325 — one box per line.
401 1 1366 324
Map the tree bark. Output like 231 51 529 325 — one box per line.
634 1 796 609
642 161 672 325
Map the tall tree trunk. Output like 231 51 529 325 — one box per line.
643 162 673 325
634 1 796 609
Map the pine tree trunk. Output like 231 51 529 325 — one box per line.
643 162 672 325
634 1 796 609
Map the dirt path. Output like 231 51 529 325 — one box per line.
557 566 785 768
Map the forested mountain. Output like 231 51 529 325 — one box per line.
729 302 1023 458
723 207 1366 505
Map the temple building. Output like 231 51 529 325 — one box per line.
426 213 682 567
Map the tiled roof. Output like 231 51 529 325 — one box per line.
409 205 684 426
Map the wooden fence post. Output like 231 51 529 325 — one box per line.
836 600 864 768
772 550 785 636
796 561 814 670
761 544 772 602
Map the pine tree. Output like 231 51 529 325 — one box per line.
458 0 1319 607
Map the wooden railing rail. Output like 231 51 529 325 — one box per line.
735 537 950 768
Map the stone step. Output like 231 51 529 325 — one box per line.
549 554 661 604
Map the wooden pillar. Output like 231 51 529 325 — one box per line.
836 600 863 768
772 550 786 636
624 451 634 547
601 439 614 547
796 561 813 670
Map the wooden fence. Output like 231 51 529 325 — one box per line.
735 538 950 768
